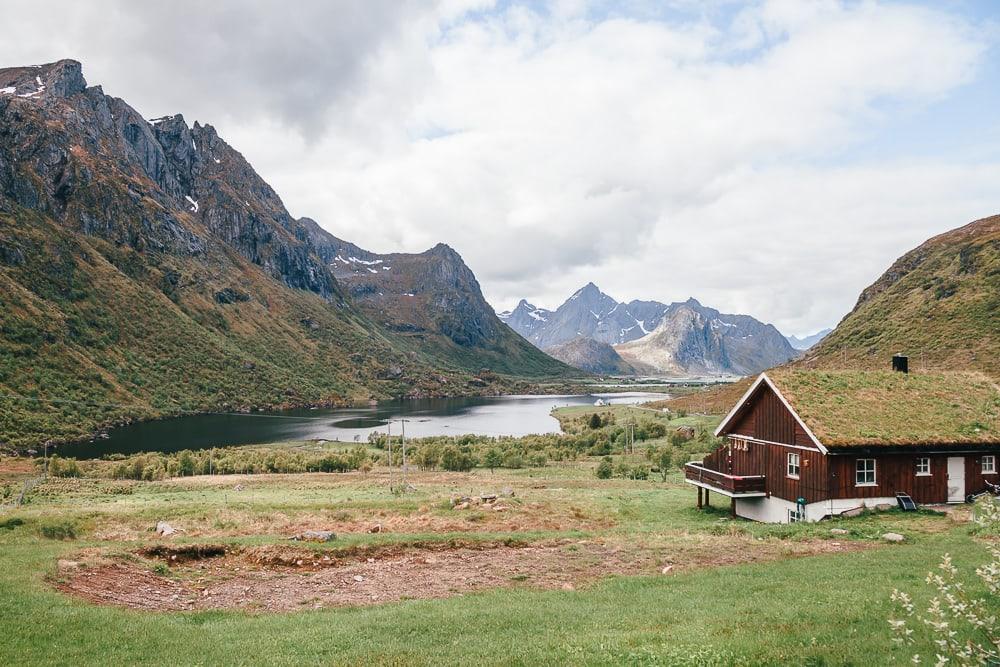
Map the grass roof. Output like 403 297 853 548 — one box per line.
766 369 1000 447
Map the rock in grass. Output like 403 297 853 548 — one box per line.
290 530 337 542
841 507 864 518
155 521 178 536
882 532 905 542
830 528 849 535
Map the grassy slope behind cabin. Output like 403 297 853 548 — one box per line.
655 214 1000 415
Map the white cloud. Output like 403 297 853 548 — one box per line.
0 0 996 336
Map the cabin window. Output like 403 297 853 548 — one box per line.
856 459 877 486
983 456 997 474
786 452 800 479
916 458 931 476
788 507 805 523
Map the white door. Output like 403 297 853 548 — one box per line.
947 457 966 503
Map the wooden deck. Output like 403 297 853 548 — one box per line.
684 462 766 497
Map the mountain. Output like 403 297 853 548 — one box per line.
615 299 798 376
802 214 1000 375
499 283 668 348
786 328 832 350
301 225 565 374
497 300 553 342
501 284 797 376
0 59 572 449
545 337 635 375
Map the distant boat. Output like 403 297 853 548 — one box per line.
594 399 608 406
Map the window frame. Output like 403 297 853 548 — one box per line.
983 455 997 475
788 507 804 523
786 452 801 479
855 458 877 487
915 457 931 477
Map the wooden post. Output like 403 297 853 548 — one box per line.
730 497 737 519
705 490 710 507
697 486 703 509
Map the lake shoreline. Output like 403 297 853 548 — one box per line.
46 392 669 460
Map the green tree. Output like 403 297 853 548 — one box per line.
657 448 674 482
178 451 195 477
588 413 602 429
483 448 502 473
595 456 613 479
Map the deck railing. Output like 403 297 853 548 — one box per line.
684 462 765 495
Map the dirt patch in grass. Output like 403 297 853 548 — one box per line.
54 535 875 613
90 500 615 542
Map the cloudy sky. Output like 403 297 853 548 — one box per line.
3 1 999 336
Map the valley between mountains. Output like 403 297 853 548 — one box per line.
0 60 576 449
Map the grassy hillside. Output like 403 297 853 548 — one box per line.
803 214 1000 375
656 214 1000 416
0 210 550 450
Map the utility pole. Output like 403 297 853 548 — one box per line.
43 440 49 479
387 421 393 490
401 419 408 488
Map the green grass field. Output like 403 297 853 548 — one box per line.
1 437 997 666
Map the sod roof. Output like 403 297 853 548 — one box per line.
765 370 1000 447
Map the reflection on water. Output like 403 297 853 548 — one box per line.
55 393 664 459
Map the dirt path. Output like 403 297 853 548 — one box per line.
55 536 873 613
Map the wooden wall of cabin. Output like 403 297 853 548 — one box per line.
707 439 828 504
827 454 947 503
966 453 1000 495
727 385 814 447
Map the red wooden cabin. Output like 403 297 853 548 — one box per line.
685 362 1000 523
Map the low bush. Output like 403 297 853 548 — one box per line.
36 517 81 540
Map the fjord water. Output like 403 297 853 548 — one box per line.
55 393 663 459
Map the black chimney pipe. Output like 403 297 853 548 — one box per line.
892 354 909 373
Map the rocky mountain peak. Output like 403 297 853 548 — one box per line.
501 284 798 376
0 59 86 100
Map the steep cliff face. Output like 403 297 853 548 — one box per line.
302 222 571 375
615 300 796 377
0 59 571 448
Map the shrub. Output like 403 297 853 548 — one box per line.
37 517 80 540
502 452 525 469
0 517 24 530
888 496 1000 665
631 465 649 480
441 445 475 472
47 455 82 478
596 456 613 479
588 413 602 429
483 448 503 472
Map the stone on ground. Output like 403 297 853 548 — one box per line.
155 521 178 536
882 532 905 542
290 530 337 542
